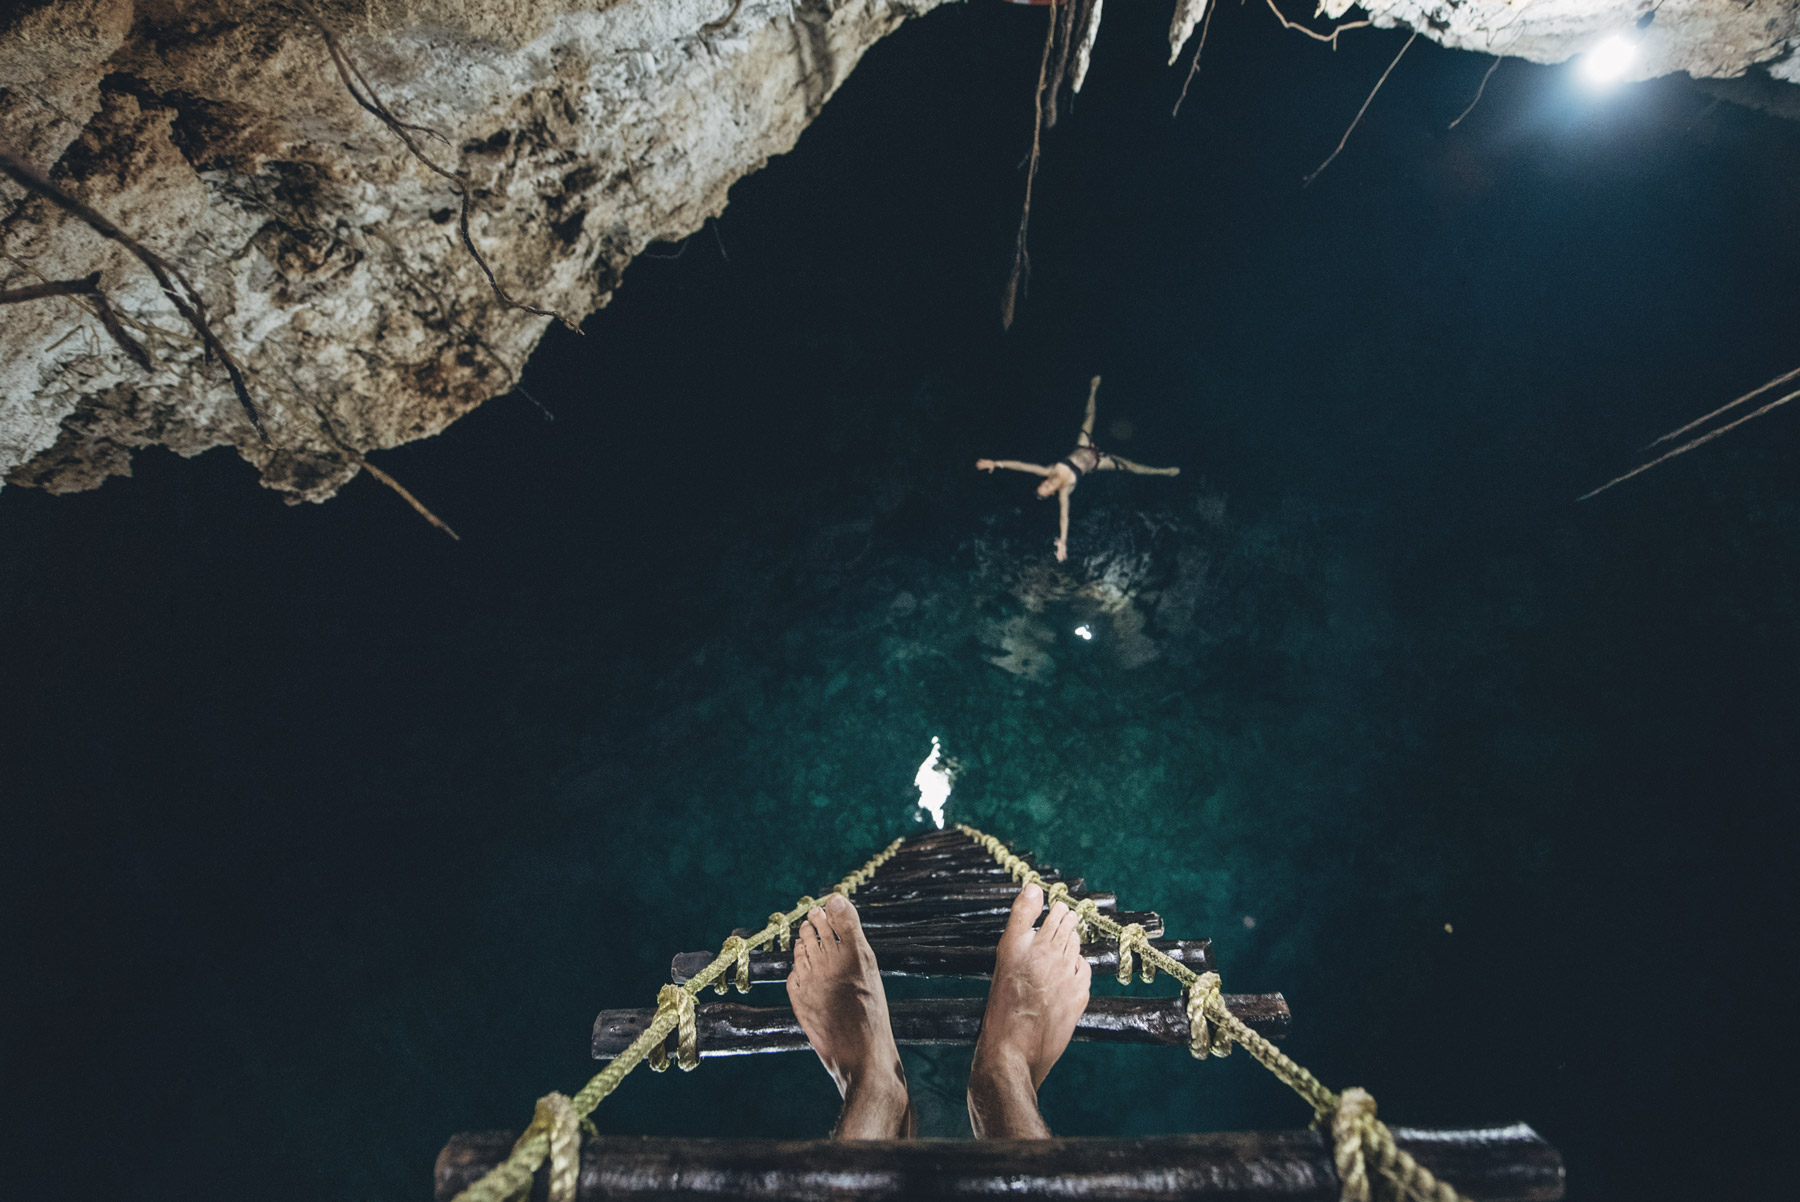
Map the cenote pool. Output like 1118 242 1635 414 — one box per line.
3 5 1797 1201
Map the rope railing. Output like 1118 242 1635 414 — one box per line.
956 824 1468 1202
448 838 904 1202
452 827 1468 1202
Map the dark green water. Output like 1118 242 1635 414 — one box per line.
4 5 1798 1200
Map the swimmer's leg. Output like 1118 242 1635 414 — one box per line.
1078 375 1101 445
1102 453 1179 477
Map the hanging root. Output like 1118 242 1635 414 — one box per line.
1171 0 1217 118
1043 0 1081 129
1645 364 1800 449
0 145 269 440
0 271 152 369
1002 4 1059 330
305 397 462 538
1262 0 1370 49
1448 56 1501 130
353 453 462 539
1069 0 1105 94
1579 366 1800 501
1301 29 1417 188
299 1 582 334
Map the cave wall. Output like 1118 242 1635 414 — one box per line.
0 0 947 500
1339 0 1799 84
1 0 1794 502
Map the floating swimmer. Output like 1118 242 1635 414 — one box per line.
976 376 1180 562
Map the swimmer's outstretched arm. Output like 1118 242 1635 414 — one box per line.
977 459 1054 476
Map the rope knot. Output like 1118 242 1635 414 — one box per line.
1115 922 1153 984
1044 881 1073 909
1072 897 1101 942
770 911 793 951
516 1092 581 1202
648 984 698 1073
1184 970 1231 1059
716 935 751 994
1331 1087 1379 1202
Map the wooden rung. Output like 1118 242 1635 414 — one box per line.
731 912 1161 945
852 877 1088 901
854 892 1117 918
671 939 1214 984
436 1128 1565 1202
860 908 1160 936
866 860 1060 884
591 994 1289 1060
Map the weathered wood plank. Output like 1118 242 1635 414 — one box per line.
671 939 1214 985
854 892 1116 919
852 877 1089 902
436 1127 1565 1202
592 994 1288 1060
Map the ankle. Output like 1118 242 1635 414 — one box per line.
841 1056 908 1103
970 1042 1036 1096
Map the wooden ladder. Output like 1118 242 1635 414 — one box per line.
435 828 1565 1200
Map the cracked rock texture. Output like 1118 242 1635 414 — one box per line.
1331 0 1800 84
0 0 946 500
1 0 1795 501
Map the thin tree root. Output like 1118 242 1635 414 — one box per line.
1579 381 1800 502
1302 29 1417 188
0 145 269 439
0 272 152 369
1002 3 1059 330
1645 364 1800 449
1448 56 1501 130
353 452 462 539
303 395 462 539
1172 0 1218 118
1263 0 1370 49
1044 0 1081 129
300 1 582 334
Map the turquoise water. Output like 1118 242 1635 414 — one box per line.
3 6 1798 1201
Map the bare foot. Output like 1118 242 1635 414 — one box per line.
787 893 914 1138
968 883 1092 1138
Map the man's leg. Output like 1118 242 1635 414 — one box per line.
967 883 1092 1138
787 893 916 1138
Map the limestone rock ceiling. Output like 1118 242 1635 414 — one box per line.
0 0 1794 503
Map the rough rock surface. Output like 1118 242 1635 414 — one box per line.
1332 0 1800 84
0 0 947 500
1 0 1795 501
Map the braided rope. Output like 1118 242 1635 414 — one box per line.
1114 922 1153 985
647 985 698 1072
525 1092 581 1202
955 825 1468 1202
1333 1087 1377 1202
449 839 903 1202
715 936 752 995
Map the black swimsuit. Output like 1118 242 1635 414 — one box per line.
1063 443 1104 477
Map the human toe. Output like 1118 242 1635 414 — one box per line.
824 892 863 939
1005 883 1045 935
